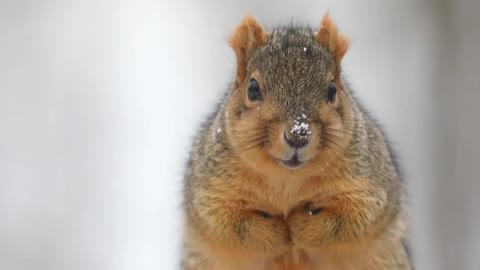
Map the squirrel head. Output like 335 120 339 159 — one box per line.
225 14 354 175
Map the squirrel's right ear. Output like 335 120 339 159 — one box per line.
230 15 267 86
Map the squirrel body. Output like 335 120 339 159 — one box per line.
182 14 412 270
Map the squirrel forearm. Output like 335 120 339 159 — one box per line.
288 187 391 247
186 191 290 255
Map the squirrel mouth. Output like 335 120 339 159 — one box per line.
280 155 304 169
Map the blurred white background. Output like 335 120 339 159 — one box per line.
0 0 479 269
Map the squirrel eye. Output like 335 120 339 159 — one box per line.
247 79 262 101
327 81 336 102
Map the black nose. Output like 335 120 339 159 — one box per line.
284 132 310 148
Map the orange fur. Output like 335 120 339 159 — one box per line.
316 13 350 77
229 15 267 86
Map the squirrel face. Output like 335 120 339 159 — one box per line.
225 15 352 174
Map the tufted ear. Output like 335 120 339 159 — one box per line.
315 14 350 77
229 15 267 86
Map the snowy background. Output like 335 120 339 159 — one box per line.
0 0 479 269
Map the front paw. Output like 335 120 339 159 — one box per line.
236 209 291 255
287 202 335 247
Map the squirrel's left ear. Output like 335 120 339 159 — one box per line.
315 14 349 77
230 15 267 86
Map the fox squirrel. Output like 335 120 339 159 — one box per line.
182 14 412 270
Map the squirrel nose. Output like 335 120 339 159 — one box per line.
284 132 310 148
284 112 312 148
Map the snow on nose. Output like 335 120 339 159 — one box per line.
290 113 311 139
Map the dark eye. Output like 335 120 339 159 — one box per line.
327 80 336 102
248 79 262 101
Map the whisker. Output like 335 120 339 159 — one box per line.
234 138 268 154
324 128 354 135
321 136 345 154
232 136 266 149
320 141 342 155
322 135 345 149
237 140 268 154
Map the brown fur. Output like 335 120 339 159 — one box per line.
182 14 412 270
